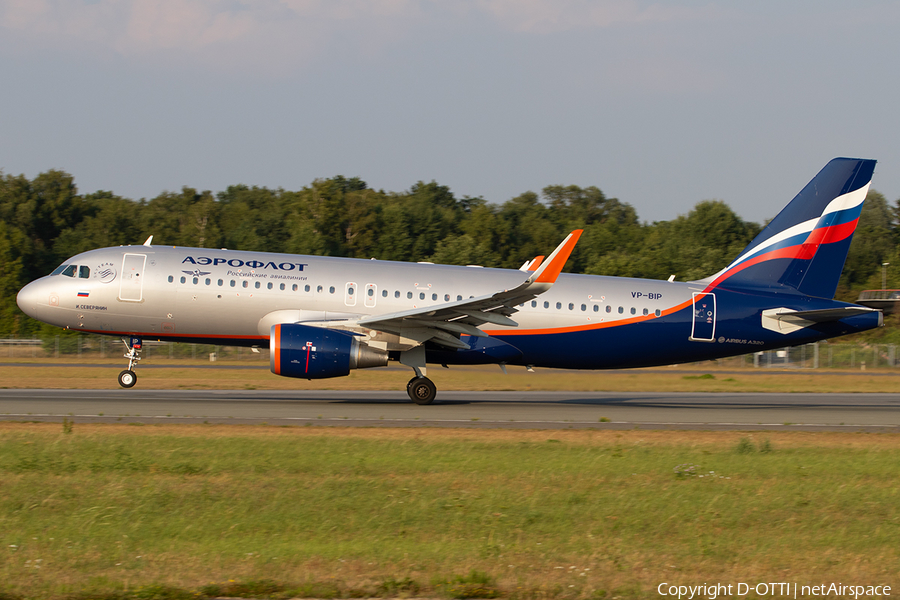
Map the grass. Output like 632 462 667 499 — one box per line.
0 423 897 599
2 362 900 392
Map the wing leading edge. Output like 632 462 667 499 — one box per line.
356 230 583 349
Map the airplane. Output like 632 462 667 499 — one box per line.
16 157 882 404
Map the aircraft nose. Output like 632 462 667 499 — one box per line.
16 280 41 319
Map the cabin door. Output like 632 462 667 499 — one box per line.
118 253 146 302
690 292 716 342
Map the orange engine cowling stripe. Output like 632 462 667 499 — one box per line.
273 324 281 375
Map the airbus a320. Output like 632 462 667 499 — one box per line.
17 158 882 404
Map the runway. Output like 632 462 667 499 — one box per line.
1 389 898 431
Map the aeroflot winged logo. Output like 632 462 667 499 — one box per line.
182 256 308 271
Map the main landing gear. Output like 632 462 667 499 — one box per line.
407 376 437 405
118 337 142 388
400 346 437 405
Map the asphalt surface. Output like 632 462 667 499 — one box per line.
1 389 898 431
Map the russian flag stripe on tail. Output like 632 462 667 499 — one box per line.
702 158 876 299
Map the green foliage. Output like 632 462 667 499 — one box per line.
3 169 899 340
62 585 194 600
0 428 898 597
735 437 756 454
199 579 284 598
374 576 421 597
434 571 500 599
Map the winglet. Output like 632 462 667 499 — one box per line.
530 230 582 284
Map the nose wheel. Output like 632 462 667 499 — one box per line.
118 337 143 389
118 369 137 388
407 376 436 405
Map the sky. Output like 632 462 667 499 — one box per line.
1 0 899 225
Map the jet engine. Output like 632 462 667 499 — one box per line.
270 323 388 379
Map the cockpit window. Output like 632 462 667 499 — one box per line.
60 265 77 278
78 266 90 279
50 264 68 276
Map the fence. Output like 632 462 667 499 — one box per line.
1 336 898 370
0 336 269 362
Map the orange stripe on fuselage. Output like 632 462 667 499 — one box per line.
483 297 694 336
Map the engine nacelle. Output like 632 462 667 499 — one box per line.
270 323 388 379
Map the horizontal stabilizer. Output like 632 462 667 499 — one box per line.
773 306 880 322
762 305 881 335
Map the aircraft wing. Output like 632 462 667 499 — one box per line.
356 230 582 349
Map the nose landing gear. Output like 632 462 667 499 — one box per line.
118 337 142 388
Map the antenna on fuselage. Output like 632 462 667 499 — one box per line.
143 235 153 247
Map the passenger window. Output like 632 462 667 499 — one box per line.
655 309 661 317
267 282 273 290
618 306 624 314
630 307 636 315
593 305 599 312
242 281 248 288
606 305 611 313
79 266 90 279
431 293 436 301
230 280 236 287
568 303 574 310
317 285 323 293
531 301 537 307
419 292 425 300
407 292 413 299
444 294 450 301
643 308 648 315
255 281 261 289
544 301 549 308
457 295 463 301
168 275 174 283
329 286 335 294
556 302 562 309
293 284 299 291
218 279 223 286
382 290 387 297
581 304 586 311
205 278 211 285
193 277 199 285
62 265 77 278
304 285 310 292
280 283 285 291
181 276 187 284
369 289 375 297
